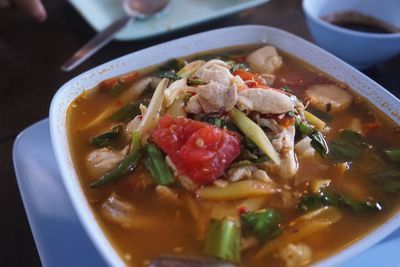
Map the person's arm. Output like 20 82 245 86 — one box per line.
0 0 46 22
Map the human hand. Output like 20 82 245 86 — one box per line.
0 0 47 22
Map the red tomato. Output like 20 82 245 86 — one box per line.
152 115 241 185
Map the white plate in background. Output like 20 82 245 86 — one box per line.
67 0 269 40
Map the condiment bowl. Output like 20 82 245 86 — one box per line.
50 25 400 266
302 0 400 69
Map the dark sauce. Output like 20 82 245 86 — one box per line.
331 21 392 34
322 11 400 34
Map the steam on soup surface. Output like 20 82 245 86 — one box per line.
67 45 400 267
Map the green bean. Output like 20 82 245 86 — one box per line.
144 143 175 185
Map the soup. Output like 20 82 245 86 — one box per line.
67 45 400 267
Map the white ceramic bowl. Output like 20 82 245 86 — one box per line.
50 25 400 267
303 0 400 69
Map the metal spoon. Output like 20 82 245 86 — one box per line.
61 0 170 72
148 255 236 267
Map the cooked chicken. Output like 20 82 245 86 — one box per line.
87 146 128 174
227 164 257 182
185 81 238 114
155 185 181 205
294 136 315 158
257 118 284 134
101 193 135 228
272 126 298 179
246 46 283 74
276 243 312 267
193 59 233 86
237 89 294 114
163 78 188 107
305 84 353 113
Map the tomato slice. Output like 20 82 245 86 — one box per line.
152 115 241 185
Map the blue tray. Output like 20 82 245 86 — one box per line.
13 119 400 266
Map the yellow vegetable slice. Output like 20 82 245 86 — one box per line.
304 110 326 131
229 108 280 165
138 78 168 142
196 180 278 201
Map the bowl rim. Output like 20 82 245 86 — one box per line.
302 0 400 39
50 25 400 267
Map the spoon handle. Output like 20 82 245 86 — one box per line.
61 15 132 72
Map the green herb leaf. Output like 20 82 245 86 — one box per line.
157 70 180 80
230 63 250 73
310 131 329 156
89 125 122 148
329 130 367 161
108 99 150 122
90 131 142 188
241 209 282 241
299 190 383 213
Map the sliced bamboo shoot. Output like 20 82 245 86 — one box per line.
196 180 278 201
138 78 168 142
304 110 326 131
229 108 280 165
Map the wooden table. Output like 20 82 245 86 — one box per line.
1 0 399 266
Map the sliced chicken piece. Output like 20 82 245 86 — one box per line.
101 193 135 228
294 136 315 158
246 46 283 74
276 243 312 267
237 88 294 114
259 73 276 86
227 164 258 182
87 146 128 175
193 60 233 86
185 94 203 114
272 126 298 179
155 185 181 205
185 81 238 114
257 118 284 134
305 84 353 113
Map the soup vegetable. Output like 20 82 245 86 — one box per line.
67 45 400 267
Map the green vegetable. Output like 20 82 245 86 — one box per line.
187 79 206 86
384 149 400 163
241 209 282 241
230 63 250 73
281 85 293 93
89 125 121 148
108 99 150 122
161 58 185 71
177 60 205 78
369 166 400 193
329 130 367 161
295 117 314 136
144 143 175 185
229 108 280 165
306 107 333 122
340 194 383 212
309 131 329 156
157 69 180 80
299 190 382 213
204 218 241 262
109 81 126 96
90 131 142 188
